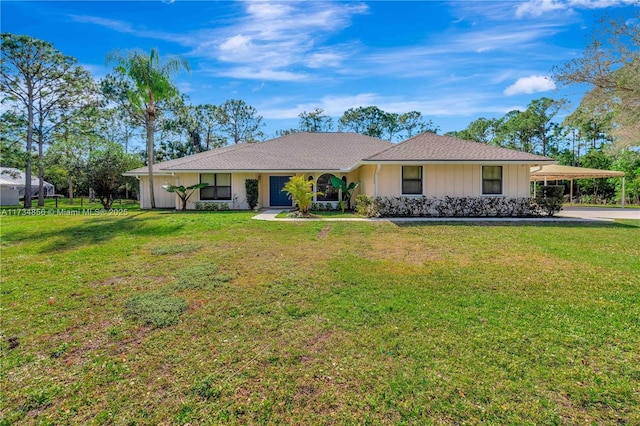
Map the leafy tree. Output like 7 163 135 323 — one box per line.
193 104 227 149
446 117 499 144
0 110 28 169
1 33 94 207
577 148 616 202
554 11 639 148
281 175 321 216
105 48 190 208
218 99 265 144
492 98 564 155
338 106 388 138
274 128 300 137
398 111 439 139
86 143 142 209
339 107 438 141
162 183 208 211
298 108 333 132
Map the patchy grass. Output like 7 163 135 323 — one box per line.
124 292 188 328
172 264 233 290
1 211 639 424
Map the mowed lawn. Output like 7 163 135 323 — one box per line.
1 210 639 425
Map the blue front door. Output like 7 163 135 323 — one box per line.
269 176 293 207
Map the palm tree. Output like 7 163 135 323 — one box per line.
106 48 189 208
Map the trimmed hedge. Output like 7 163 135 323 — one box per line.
195 202 230 211
356 196 541 218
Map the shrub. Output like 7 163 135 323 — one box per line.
245 179 259 210
281 175 321 215
195 202 230 211
535 185 565 217
124 292 188 328
355 194 380 217
373 196 534 217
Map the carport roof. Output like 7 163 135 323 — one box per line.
530 164 625 181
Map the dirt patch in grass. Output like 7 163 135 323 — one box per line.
316 226 331 239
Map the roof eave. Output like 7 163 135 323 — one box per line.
361 159 556 165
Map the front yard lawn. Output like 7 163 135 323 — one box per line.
1 211 639 424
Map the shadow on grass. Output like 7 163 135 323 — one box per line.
3 212 188 253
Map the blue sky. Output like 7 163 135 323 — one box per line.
2 0 637 139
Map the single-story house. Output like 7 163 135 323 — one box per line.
0 167 55 206
124 132 554 214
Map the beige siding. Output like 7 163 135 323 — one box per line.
186 172 259 210
377 164 402 197
358 164 376 197
138 176 177 209
371 163 531 198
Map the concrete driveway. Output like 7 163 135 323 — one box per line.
556 206 640 220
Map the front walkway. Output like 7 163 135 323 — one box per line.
253 209 634 223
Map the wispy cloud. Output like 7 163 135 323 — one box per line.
504 75 556 95
189 1 368 80
515 0 637 18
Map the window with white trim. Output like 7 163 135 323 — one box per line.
482 166 502 195
200 173 232 200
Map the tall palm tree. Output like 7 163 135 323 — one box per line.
106 48 189 208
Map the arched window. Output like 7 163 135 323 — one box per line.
316 173 339 201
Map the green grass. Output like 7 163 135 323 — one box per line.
1 211 639 424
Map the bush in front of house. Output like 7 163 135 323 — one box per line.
195 202 230 211
534 185 565 217
245 179 259 210
357 196 539 217
355 194 380 217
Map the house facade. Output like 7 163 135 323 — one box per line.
124 132 554 213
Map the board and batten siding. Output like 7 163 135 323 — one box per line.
374 164 531 198
184 172 258 210
138 176 178 209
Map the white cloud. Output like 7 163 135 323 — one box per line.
504 75 556 95
218 67 309 82
515 0 636 18
515 0 567 18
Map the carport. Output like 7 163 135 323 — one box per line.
530 165 626 206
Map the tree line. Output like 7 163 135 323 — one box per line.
1 10 637 208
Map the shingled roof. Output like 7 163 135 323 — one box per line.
364 132 554 163
125 131 555 176
125 132 394 175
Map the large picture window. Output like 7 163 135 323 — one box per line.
402 166 422 195
316 173 339 201
200 173 232 200
482 166 503 195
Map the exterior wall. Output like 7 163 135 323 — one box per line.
357 164 376 198
136 164 532 210
138 176 177 209
186 172 259 210
373 164 531 198
0 187 20 206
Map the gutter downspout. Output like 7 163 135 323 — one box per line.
374 164 381 197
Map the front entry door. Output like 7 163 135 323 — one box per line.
269 176 293 207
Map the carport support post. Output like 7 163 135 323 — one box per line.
570 179 573 206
